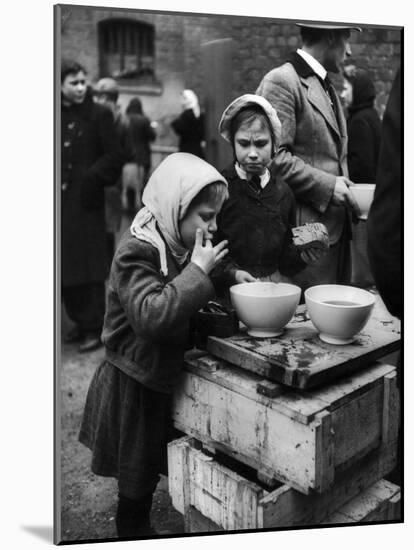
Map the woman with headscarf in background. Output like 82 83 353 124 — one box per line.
171 89 205 158
341 68 382 183
341 68 382 288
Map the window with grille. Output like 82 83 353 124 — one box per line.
98 18 156 84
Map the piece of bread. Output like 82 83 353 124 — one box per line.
292 223 329 251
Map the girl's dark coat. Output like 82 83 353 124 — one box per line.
213 164 304 288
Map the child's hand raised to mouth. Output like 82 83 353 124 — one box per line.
191 229 228 275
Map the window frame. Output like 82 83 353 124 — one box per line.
98 17 162 94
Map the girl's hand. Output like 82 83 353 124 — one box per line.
191 229 228 275
235 270 257 283
300 247 327 265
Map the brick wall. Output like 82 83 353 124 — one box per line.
180 14 401 117
59 6 402 151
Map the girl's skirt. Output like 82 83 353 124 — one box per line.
79 359 175 500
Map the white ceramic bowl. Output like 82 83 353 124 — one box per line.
305 284 376 345
230 282 301 337
350 184 376 220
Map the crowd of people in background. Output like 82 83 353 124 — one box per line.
60 63 198 352
60 20 401 539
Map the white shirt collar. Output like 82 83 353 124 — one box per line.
234 163 270 188
296 48 327 81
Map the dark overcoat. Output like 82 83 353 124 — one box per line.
125 113 156 167
61 92 124 286
346 75 382 183
368 69 402 319
171 109 205 158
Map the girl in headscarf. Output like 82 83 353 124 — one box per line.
213 94 327 295
79 153 228 538
171 89 205 158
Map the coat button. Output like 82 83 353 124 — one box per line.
64 141 70 147
62 183 68 191
68 122 75 129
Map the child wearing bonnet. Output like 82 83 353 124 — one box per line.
213 94 327 297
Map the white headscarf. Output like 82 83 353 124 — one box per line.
130 152 227 276
182 89 201 119
218 94 282 154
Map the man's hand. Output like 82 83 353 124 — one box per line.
235 270 257 283
332 176 361 218
191 229 228 275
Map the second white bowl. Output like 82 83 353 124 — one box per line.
305 284 376 345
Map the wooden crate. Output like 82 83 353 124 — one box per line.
168 436 400 532
172 354 399 494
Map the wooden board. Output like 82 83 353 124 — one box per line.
173 355 399 494
182 481 401 533
207 298 401 389
321 479 401 524
168 436 399 531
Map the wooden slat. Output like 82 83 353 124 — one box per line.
185 354 327 425
322 479 401 524
261 442 397 527
382 370 400 445
185 506 223 533
313 410 335 492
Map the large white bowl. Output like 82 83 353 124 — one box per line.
305 284 376 345
230 282 301 338
350 184 376 220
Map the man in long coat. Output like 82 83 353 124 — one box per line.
61 60 124 352
256 23 361 289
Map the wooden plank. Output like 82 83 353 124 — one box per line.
185 506 224 533
321 479 401 524
313 411 335 492
168 436 197 515
329 381 383 467
185 354 328 425
185 355 395 425
382 371 400 445
207 300 401 389
261 442 397 527
184 482 401 533
387 492 402 521
184 439 264 530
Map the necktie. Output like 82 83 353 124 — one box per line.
249 175 262 193
323 76 338 119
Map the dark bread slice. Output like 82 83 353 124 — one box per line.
292 223 329 250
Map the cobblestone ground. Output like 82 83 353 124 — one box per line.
58 312 185 543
